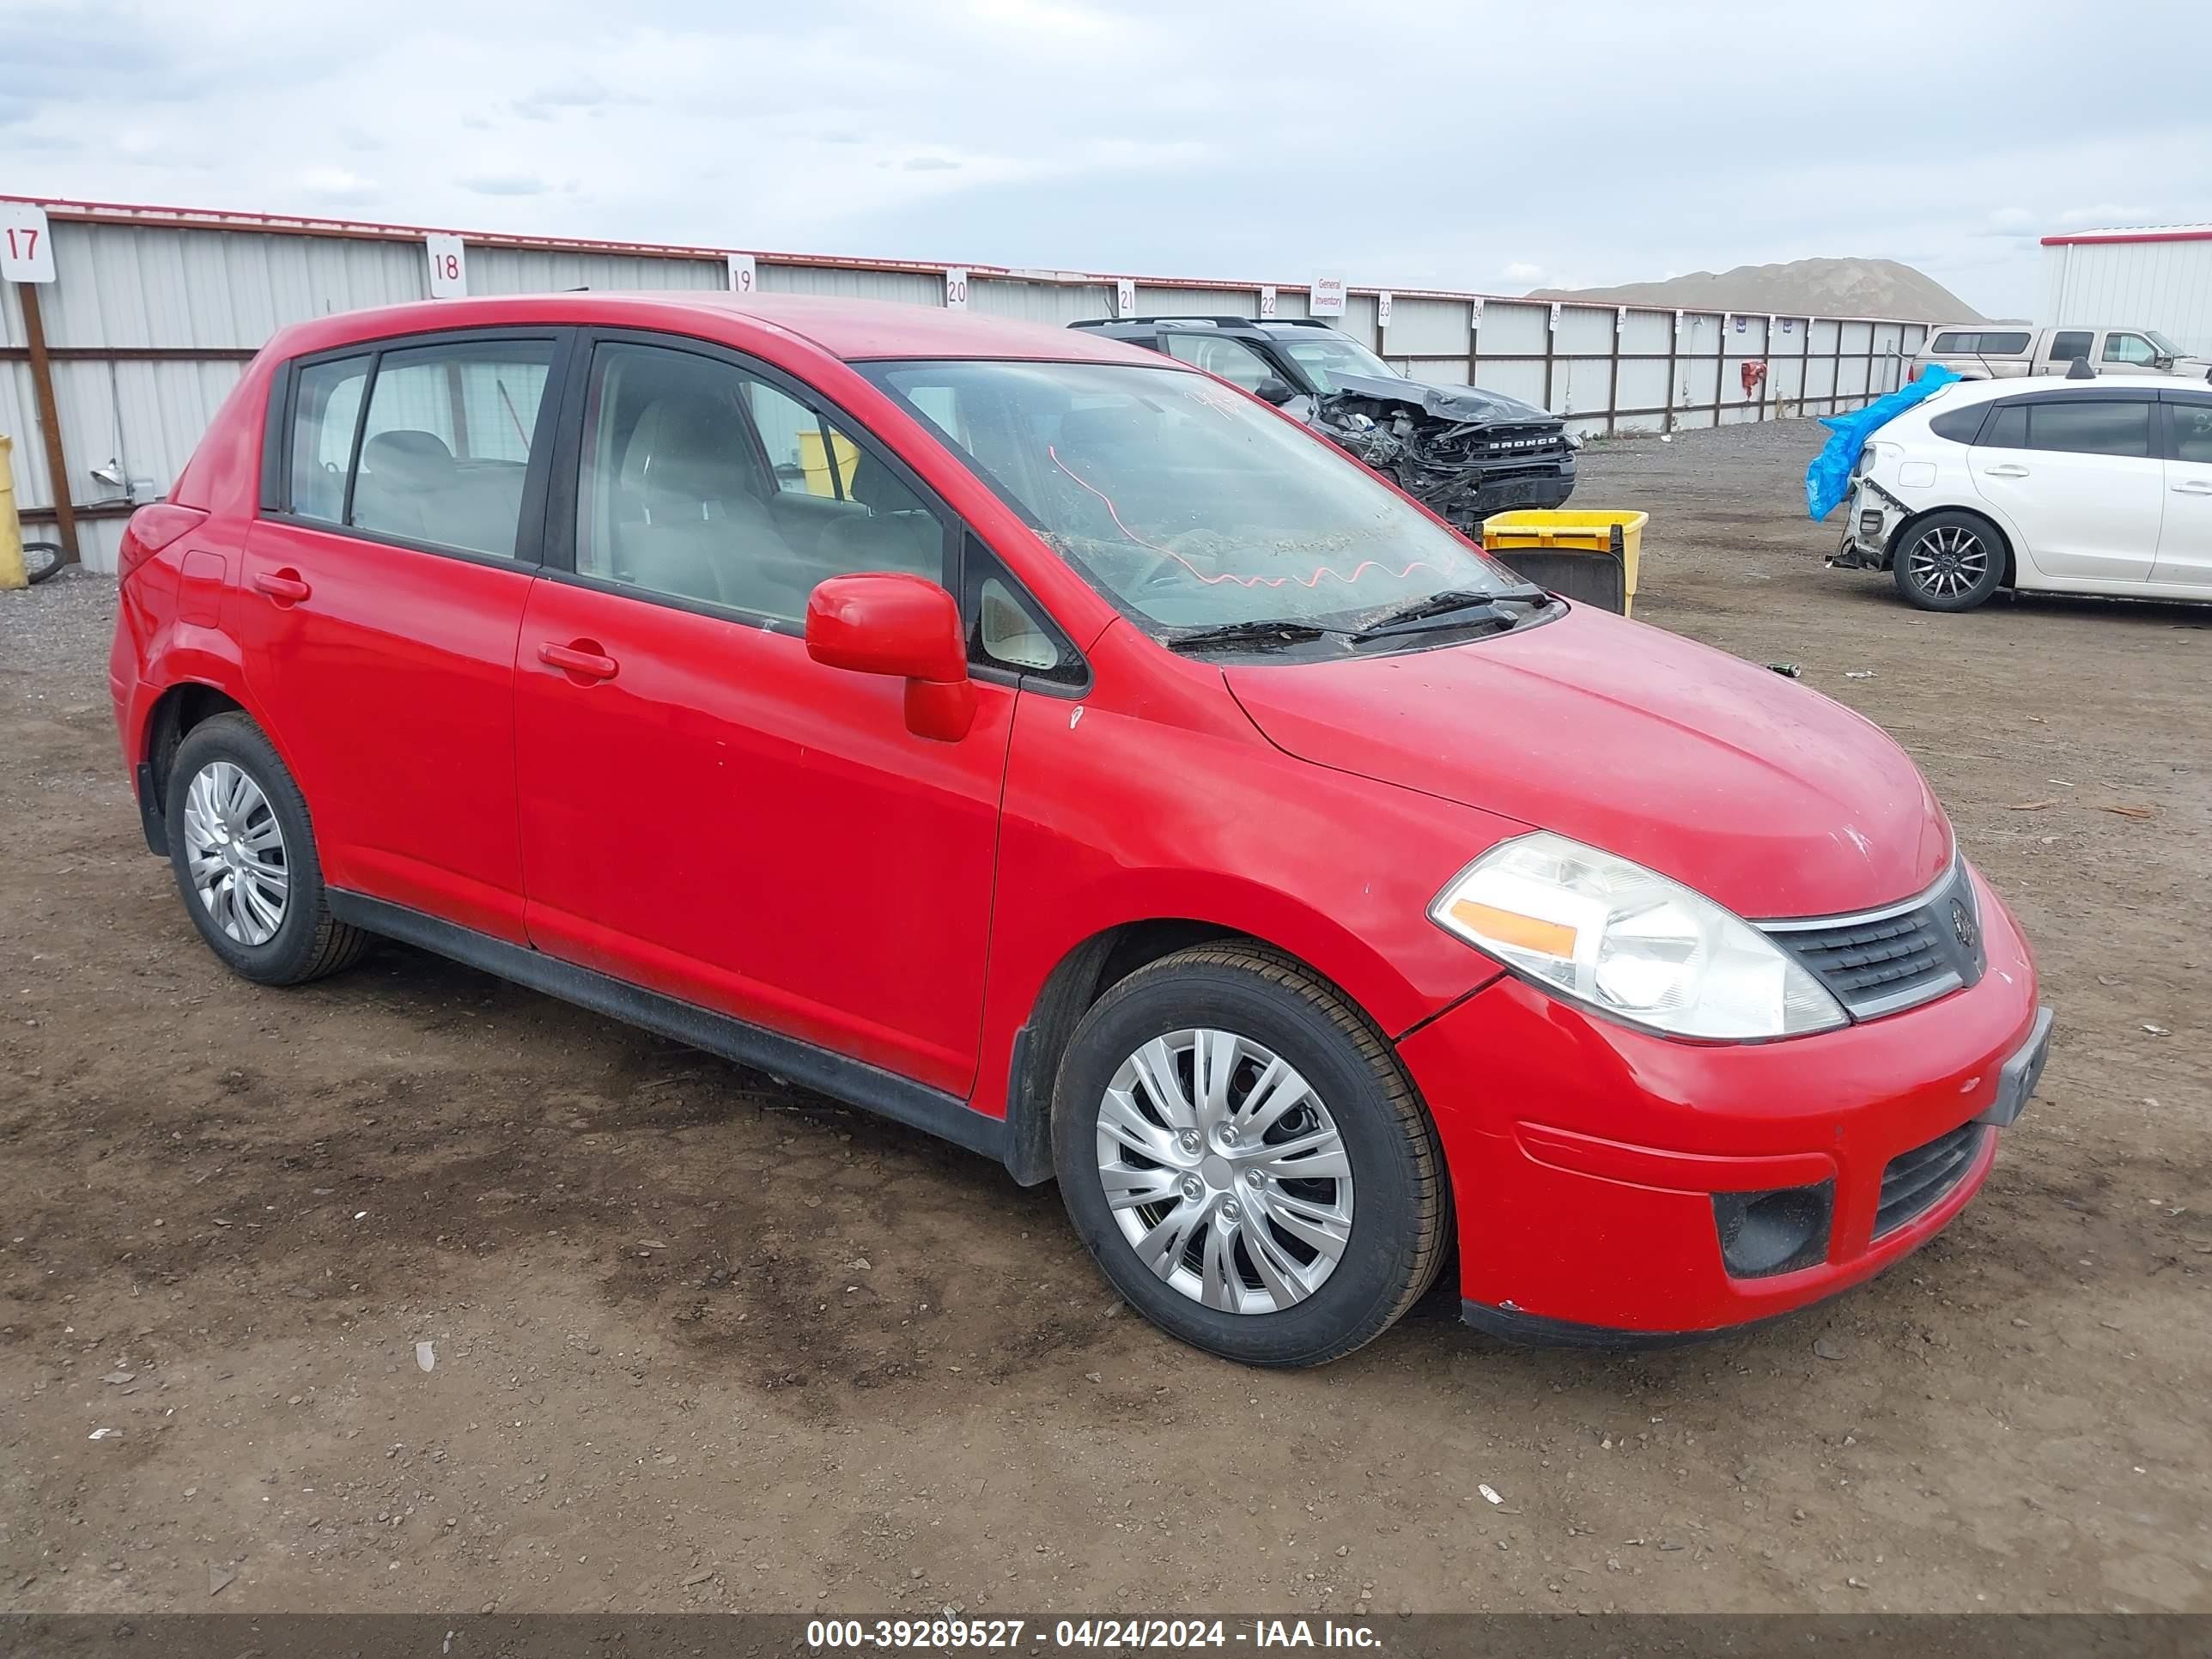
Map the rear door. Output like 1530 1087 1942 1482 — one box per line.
2154 391 2212 586
1966 392 2161 583
238 330 568 940
512 331 1015 1094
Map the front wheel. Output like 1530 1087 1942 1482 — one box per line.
19 542 64 585
1893 512 2004 611
1052 945 1449 1367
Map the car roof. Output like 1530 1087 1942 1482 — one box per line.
264 291 1172 368
1928 372 2180 405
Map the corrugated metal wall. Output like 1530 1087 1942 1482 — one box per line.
0 199 1927 571
2040 237 2212 355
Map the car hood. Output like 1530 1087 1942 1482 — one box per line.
1224 605 1952 921
1321 372 1557 427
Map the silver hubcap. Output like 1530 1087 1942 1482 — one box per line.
1907 525 1988 599
181 760 289 946
1096 1029 1353 1315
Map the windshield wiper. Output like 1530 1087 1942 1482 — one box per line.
1164 619 1337 653
1351 583 1550 641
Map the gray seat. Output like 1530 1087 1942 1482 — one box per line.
351 428 524 556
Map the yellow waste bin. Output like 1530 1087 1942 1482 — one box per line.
798 428 860 499
0 434 26 591
1481 509 1648 617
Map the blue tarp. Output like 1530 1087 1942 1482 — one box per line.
1803 364 1961 520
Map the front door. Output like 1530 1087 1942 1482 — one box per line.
1967 394 2162 584
513 335 1012 1095
2155 392 2212 586
236 331 565 940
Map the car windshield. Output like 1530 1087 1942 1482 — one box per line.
860 360 1516 635
2146 330 2185 356
1273 330 1401 392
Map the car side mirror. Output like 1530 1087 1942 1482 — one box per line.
1254 376 1297 406
2154 356 2175 371
805 573 976 742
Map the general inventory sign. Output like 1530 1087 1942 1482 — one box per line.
1310 274 1346 317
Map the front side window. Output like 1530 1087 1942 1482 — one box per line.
347 339 555 557
861 359 1518 634
574 342 945 622
2103 332 2158 366
2048 331 2092 362
1162 332 1278 393
2025 399 2153 459
2169 398 2212 465
287 356 371 523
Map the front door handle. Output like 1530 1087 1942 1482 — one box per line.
1982 464 2030 478
252 568 312 605
2173 480 2212 495
538 641 620 683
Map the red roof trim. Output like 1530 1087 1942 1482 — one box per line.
2041 228 2212 246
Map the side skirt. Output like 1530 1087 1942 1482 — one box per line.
326 890 1013 1170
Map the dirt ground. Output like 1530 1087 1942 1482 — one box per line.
2 418 2207 1618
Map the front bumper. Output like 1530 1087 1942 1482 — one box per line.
1396 864 2044 1340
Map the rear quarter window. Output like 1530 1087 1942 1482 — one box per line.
1929 405 1986 443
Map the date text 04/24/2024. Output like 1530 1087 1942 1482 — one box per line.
805 1620 1384 1649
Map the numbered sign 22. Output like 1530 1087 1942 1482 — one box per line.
1 203 56 283
944 267 969 311
425 234 466 299
728 253 757 296
1258 285 1277 320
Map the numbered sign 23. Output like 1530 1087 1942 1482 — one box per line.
425 234 467 299
1 203 56 283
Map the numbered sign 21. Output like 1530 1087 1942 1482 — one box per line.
1 203 56 283
425 234 466 299
1115 277 1136 319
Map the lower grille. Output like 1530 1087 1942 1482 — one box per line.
1760 860 1985 1019
1875 1122 1986 1237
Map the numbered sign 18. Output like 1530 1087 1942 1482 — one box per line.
1258 285 1277 320
425 234 466 299
1 203 56 284
1376 290 1393 329
728 253 757 296
1115 277 1136 319
944 267 969 311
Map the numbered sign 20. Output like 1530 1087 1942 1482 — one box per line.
728 253 757 296
944 267 969 311
1 203 56 284
425 234 466 299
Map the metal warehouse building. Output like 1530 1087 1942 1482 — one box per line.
3 195 1931 572
2041 225 2212 353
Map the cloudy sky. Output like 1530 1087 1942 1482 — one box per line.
6 0 2208 319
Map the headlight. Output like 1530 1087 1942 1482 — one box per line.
1429 833 1847 1040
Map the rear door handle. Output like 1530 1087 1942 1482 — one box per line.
538 641 620 682
2173 481 2212 495
252 568 312 604
1982 464 2030 478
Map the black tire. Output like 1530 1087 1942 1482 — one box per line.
1051 945 1449 1367
1893 511 2005 612
20 542 64 585
164 713 368 986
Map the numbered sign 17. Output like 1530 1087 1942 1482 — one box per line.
1 203 57 284
425 234 466 299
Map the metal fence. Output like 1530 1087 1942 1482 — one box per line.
1 196 1930 572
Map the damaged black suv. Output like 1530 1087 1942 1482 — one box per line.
1070 315 1576 528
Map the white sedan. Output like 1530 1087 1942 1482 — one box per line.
1832 373 2212 611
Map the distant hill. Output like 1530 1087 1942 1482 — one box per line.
1529 258 1981 324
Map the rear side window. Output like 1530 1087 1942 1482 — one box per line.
287 356 371 523
350 341 556 557
1162 332 1278 393
2047 331 2092 362
2024 400 2153 459
1983 404 2027 448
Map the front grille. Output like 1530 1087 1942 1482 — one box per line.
1875 1122 1987 1237
1760 860 1984 1020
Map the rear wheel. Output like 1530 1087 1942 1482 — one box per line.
1052 945 1449 1367
165 713 367 986
19 541 64 585
1893 512 2004 611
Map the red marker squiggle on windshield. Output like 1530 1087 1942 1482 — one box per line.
1047 447 1442 590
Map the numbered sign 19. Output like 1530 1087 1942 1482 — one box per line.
1258 284 1277 320
728 253 757 296
1115 277 1136 319
1376 290 1393 330
944 267 969 311
1 203 56 284
425 234 466 299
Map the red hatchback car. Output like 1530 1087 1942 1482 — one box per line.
111 293 2050 1364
